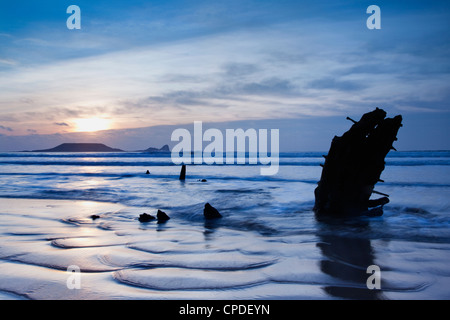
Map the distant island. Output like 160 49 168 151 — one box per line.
31 143 124 152
29 143 170 153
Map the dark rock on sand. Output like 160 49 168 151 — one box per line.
204 203 222 219
157 209 170 222
138 213 156 222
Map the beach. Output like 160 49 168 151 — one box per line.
0 151 450 299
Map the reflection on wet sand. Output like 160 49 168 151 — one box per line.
316 219 385 300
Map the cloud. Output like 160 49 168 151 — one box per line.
0 58 17 66
307 77 367 92
223 62 260 78
0 125 13 132
117 75 302 125
238 77 298 96
54 122 69 127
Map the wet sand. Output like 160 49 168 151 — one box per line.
1 198 449 300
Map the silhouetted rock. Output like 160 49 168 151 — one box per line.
200 179 207 182
204 203 222 219
138 213 156 222
179 164 186 180
157 209 170 222
139 145 170 153
90 214 100 220
32 143 123 152
159 145 170 152
314 108 402 217
146 170 150 174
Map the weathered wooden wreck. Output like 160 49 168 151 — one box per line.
314 108 403 217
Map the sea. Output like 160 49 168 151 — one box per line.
0 151 449 300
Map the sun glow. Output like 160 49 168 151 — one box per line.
73 118 111 132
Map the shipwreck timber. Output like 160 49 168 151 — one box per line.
314 108 403 217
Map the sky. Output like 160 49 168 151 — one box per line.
0 0 449 151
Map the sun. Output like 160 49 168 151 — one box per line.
74 118 111 132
